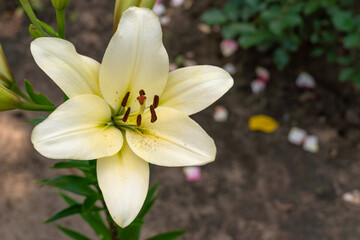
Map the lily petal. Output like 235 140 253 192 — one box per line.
97 144 149 228
31 38 101 98
126 107 216 167
32 95 123 160
99 7 169 112
160 65 233 115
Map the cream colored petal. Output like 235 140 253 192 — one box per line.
32 95 123 160
97 144 149 228
99 7 169 112
31 38 101 98
126 107 216 167
160 65 233 115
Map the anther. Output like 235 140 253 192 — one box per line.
122 107 131 122
137 114 142 126
153 95 159 109
121 92 130 107
137 95 147 105
139 89 146 96
150 105 157 123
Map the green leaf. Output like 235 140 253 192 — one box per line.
331 9 354 32
57 226 93 240
344 33 360 49
59 193 111 240
311 48 324 57
53 161 91 169
39 175 98 196
223 2 241 21
238 29 273 49
304 1 321 15
273 48 290 69
26 117 46 125
45 204 83 223
82 195 98 213
200 8 227 26
137 183 160 219
147 230 186 240
339 68 355 82
337 56 353 66
221 22 256 39
24 80 53 106
37 19 59 37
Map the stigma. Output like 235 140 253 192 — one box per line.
113 89 160 128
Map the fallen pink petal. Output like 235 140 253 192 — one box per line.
251 79 266 94
255 66 270 82
183 166 202 182
220 39 238 57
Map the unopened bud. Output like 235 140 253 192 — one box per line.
0 84 21 111
113 1 156 33
51 0 71 10
138 0 156 8
0 43 14 88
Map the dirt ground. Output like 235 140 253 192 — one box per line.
1 0 360 239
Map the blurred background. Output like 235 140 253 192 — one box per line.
1 0 360 239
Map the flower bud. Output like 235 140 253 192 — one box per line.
113 0 156 33
0 43 14 88
51 0 71 10
138 0 156 8
0 84 21 111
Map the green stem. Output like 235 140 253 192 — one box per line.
19 0 48 37
55 9 66 39
96 185 119 240
10 84 33 103
18 102 56 112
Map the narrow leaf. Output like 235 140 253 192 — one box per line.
147 230 186 240
58 193 111 240
37 19 59 37
24 80 53 106
27 117 46 125
45 204 83 223
57 226 93 240
82 195 98 213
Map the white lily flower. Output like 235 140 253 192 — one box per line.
30 7 233 227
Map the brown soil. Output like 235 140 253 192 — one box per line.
1 0 360 240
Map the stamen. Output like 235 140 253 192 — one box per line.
139 89 146 96
150 105 157 123
122 107 131 122
137 114 142 126
153 95 159 109
121 92 130 107
137 95 147 105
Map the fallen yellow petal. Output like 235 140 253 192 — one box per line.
249 115 279 133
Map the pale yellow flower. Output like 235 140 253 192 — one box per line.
30 7 233 227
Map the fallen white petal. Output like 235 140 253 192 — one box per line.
213 105 229 122
303 135 319 153
288 127 307 146
296 72 316 89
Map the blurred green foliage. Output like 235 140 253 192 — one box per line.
201 0 360 85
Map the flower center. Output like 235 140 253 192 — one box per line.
112 89 159 130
